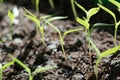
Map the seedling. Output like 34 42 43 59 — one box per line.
44 17 83 58
90 39 120 80
24 8 66 46
8 9 15 40
98 3 120 46
0 60 15 80
75 1 100 57
9 54 57 80
71 0 77 19
24 8 49 46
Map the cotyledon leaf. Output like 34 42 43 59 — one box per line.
87 7 100 21
76 17 90 30
100 45 120 58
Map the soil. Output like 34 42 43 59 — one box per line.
0 3 120 80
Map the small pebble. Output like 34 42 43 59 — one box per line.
13 38 23 47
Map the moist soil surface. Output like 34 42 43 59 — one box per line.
0 3 120 80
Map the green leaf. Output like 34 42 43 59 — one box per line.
75 1 87 14
63 28 84 38
93 23 114 28
40 15 52 20
90 23 114 34
8 9 15 22
2 60 15 70
76 17 90 30
24 14 40 27
46 16 67 23
24 8 36 18
98 4 117 23
87 7 100 21
32 65 57 76
100 45 120 58
109 0 120 11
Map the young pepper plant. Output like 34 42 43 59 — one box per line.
44 17 83 58
75 1 100 57
9 54 57 80
90 39 120 80
98 3 120 46
24 8 52 46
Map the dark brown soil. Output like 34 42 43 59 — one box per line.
0 3 120 80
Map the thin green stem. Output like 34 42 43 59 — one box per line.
95 57 101 80
114 27 117 46
10 22 13 40
48 0 55 9
60 36 66 58
40 27 45 46
36 0 39 13
71 0 77 19
29 74 33 80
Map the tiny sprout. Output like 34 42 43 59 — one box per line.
8 9 15 40
9 54 56 80
90 39 120 79
24 8 45 46
76 1 99 58
44 16 83 58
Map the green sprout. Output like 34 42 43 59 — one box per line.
0 60 15 80
90 39 120 79
9 54 57 80
48 0 55 9
24 8 67 46
71 0 77 19
44 17 83 58
75 1 100 56
98 3 120 46
8 9 15 40
24 8 48 46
